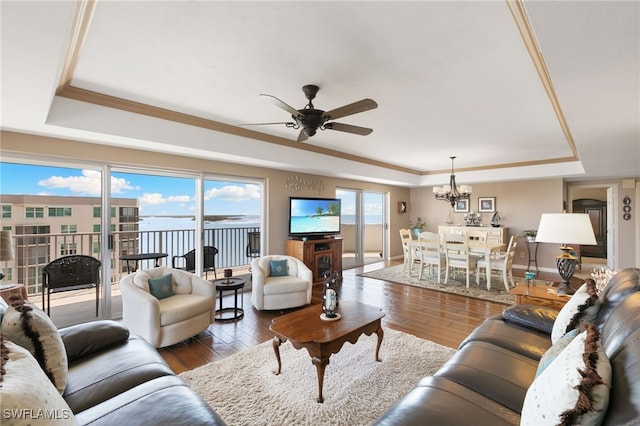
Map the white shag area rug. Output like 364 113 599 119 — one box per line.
179 328 455 426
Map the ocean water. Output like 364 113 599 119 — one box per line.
139 215 260 231
290 215 340 233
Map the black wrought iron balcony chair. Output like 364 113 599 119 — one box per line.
42 255 101 316
246 231 261 258
171 246 219 280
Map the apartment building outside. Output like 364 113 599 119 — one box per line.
1 194 139 295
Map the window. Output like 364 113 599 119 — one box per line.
60 243 77 256
61 225 77 234
48 207 72 217
1 205 11 218
92 242 100 254
93 224 100 232
93 206 116 218
25 207 44 218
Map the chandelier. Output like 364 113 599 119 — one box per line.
433 156 472 207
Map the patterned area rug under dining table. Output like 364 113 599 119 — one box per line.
359 264 551 304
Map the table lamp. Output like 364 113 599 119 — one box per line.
535 213 596 295
0 230 15 281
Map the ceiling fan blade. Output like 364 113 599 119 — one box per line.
260 94 302 117
238 122 295 127
324 122 373 136
297 129 309 142
323 99 378 121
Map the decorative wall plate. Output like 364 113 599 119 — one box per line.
623 196 631 205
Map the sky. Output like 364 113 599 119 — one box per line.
0 163 384 221
0 163 261 216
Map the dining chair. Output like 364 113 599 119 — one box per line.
476 235 517 291
399 228 417 274
416 231 445 282
443 233 478 288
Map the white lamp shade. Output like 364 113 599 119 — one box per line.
535 213 597 245
0 230 14 261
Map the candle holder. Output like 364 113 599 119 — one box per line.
224 269 233 284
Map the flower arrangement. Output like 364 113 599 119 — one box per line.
591 267 616 294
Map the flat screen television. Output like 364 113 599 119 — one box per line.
288 197 341 239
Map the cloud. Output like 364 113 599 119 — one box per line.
139 193 191 207
205 184 260 201
168 195 190 202
37 170 138 196
139 193 167 206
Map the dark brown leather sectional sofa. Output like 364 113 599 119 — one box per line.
374 268 640 425
60 320 225 425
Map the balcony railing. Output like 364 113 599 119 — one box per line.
5 226 260 298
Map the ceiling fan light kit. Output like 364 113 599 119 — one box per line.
252 84 378 142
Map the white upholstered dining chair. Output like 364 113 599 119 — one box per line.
399 228 418 275
443 233 478 288
476 235 517 291
416 231 445 282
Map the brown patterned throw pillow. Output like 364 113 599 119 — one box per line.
551 278 600 344
0 298 68 394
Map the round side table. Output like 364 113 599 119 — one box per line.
212 278 245 322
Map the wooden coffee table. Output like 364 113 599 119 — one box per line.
269 300 385 403
509 281 571 309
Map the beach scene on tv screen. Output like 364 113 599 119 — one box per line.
290 199 340 233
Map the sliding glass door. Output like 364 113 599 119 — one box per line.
337 188 386 269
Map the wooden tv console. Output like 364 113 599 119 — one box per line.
285 238 342 284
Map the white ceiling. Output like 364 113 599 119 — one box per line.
1 0 638 187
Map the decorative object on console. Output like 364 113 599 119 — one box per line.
433 156 472 207
522 229 537 242
321 270 341 320
535 213 597 295
478 197 496 213
463 211 482 226
0 230 14 282
490 211 501 227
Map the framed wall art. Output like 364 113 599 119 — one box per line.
398 201 407 214
454 199 469 213
478 197 496 213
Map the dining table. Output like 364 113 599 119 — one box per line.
412 238 505 289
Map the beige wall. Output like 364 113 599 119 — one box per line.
411 178 639 272
1 131 410 260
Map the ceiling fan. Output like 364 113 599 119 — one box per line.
245 84 378 142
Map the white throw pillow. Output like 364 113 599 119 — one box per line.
551 279 600 344
522 324 611 426
0 339 75 425
1 300 68 394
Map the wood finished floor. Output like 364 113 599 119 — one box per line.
158 260 523 374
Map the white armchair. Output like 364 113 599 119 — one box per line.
251 255 313 311
119 267 216 348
